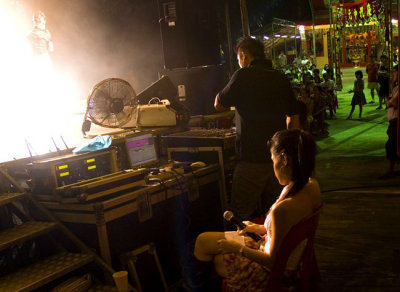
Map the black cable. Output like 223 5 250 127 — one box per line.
167 170 186 194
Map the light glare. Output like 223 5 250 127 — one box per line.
0 3 80 162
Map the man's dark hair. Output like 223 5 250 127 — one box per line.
355 70 363 78
235 37 266 60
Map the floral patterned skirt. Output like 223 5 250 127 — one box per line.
222 252 270 292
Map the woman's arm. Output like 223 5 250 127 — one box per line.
217 239 272 267
217 203 294 268
267 204 293 265
240 222 267 236
387 94 398 108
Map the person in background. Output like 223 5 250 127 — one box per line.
27 11 54 57
380 64 399 178
377 55 390 110
278 51 287 69
194 129 321 292
298 87 314 133
366 56 379 104
214 37 299 221
313 68 321 84
311 85 328 136
293 55 302 67
322 64 334 80
301 55 309 67
320 73 337 118
346 70 366 120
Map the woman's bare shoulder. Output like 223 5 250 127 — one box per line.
302 178 322 208
305 178 321 194
274 179 321 217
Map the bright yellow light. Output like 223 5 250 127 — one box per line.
0 2 82 162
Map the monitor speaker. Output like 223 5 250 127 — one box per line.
158 0 221 69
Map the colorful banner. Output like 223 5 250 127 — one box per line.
333 0 383 26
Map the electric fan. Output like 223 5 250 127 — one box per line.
82 78 137 135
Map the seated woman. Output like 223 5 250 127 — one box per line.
194 129 322 291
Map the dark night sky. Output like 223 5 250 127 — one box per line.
14 0 312 103
246 0 312 30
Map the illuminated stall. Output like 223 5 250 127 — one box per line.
332 0 392 68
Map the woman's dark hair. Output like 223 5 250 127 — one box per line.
268 129 317 197
235 37 266 60
355 70 363 78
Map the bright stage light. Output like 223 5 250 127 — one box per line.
0 2 80 162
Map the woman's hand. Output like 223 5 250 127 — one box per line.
238 221 266 236
217 239 242 254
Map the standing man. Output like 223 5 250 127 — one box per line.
366 56 379 104
214 37 300 220
278 51 287 69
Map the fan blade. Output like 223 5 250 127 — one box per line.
109 80 135 104
93 88 111 101
116 111 127 123
99 113 111 124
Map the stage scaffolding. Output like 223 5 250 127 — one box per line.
254 18 301 62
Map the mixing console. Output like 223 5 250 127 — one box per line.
167 128 235 138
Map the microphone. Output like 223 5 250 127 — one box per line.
223 211 262 242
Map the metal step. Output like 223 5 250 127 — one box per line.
0 221 58 252
0 251 93 292
0 193 25 207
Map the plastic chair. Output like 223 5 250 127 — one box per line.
265 205 323 291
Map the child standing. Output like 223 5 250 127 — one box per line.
347 70 366 120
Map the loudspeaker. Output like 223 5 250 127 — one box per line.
158 0 221 69
160 65 229 115
136 75 177 105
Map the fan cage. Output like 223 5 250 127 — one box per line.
86 78 137 128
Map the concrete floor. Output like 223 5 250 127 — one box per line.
314 68 400 291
